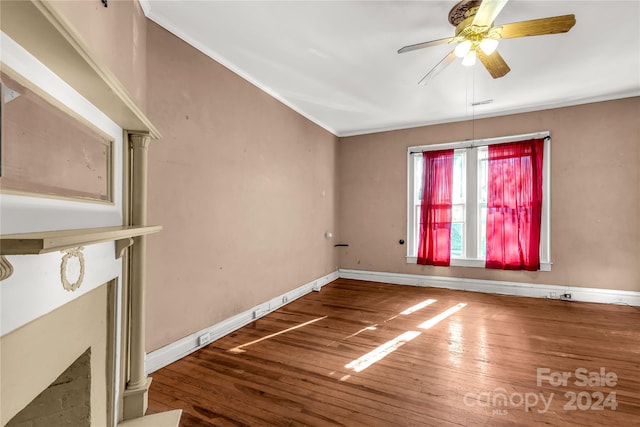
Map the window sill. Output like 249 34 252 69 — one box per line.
406 256 552 272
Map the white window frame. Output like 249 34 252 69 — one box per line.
406 131 552 271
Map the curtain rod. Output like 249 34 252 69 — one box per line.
409 131 550 155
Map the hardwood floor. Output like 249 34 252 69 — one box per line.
147 279 640 426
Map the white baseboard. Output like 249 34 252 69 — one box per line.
338 269 640 306
147 268 638 374
145 270 339 374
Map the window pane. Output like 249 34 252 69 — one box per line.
414 155 423 203
452 152 465 203
478 147 488 204
451 223 464 258
452 151 465 258
479 205 487 258
414 204 421 255
478 147 488 259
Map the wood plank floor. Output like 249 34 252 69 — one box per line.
147 279 640 426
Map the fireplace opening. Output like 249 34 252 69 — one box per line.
7 348 92 427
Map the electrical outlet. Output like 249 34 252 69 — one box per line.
549 291 557 299
282 295 289 304
253 305 269 319
198 332 211 346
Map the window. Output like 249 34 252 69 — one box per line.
407 132 551 270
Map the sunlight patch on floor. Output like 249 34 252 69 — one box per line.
448 319 464 368
344 330 422 373
342 302 468 375
228 316 327 354
341 324 379 341
335 299 438 345
400 299 437 315
418 303 467 329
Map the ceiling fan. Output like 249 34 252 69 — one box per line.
398 0 576 85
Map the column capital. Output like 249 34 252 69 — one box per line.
129 132 151 150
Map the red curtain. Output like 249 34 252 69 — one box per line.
417 149 454 266
485 138 544 270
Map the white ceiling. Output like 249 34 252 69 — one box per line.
141 1 640 137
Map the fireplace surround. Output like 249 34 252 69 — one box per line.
3 284 110 426
1 1 179 425
8 348 92 427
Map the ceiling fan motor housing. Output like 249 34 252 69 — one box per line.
398 0 576 83
448 0 482 26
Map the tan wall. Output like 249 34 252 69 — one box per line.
338 97 640 292
49 0 148 112
145 22 340 351
26 1 638 352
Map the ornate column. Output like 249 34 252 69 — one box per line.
123 132 152 419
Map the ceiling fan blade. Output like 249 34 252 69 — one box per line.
497 14 576 39
477 50 510 79
398 37 453 54
418 50 457 86
472 0 509 27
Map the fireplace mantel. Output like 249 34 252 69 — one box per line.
0 225 162 280
1 0 179 424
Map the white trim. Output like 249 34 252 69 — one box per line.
1 32 126 425
338 269 640 306
541 137 552 264
466 148 477 258
338 93 640 138
141 1 639 139
405 257 552 272
146 268 638 374
407 133 552 268
138 0 151 16
408 131 550 154
145 270 339 374
1 33 121 140
140 5 338 137
406 153 417 257
0 33 125 333
0 32 124 234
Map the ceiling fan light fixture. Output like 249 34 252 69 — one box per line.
479 38 499 55
454 40 472 58
462 50 477 66
397 2 577 85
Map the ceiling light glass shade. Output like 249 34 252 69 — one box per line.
454 40 472 58
462 50 477 66
480 38 499 55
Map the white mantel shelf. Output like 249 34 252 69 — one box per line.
0 225 162 281
0 225 162 256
